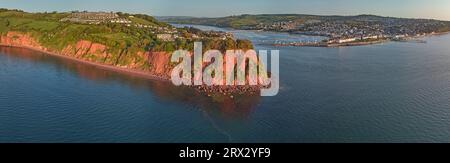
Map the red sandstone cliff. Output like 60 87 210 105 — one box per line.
0 31 263 95
145 51 172 78
0 32 46 50
0 31 173 79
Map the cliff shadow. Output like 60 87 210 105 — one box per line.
0 46 261 119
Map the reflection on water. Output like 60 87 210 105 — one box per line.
0 47 261 119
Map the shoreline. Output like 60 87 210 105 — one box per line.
0 44 262 96
269 39 389 47
269 32 450 47
0 44 170 82
170 24 450 48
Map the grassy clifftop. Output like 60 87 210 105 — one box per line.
0 9 253 56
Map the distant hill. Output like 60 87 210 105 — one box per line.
155 16 198 21
161 14 449 28
161 14 450 38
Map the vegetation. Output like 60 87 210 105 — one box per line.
163 14 320 29
164 14 450 32
0 9 254 67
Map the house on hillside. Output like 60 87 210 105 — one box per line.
61 11 121 24
157 34 174 41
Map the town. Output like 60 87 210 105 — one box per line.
247 15 449 45
165 14 450 46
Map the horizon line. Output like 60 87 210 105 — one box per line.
155 13 450 21
2 7 449 22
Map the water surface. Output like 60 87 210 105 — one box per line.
1 26 450 142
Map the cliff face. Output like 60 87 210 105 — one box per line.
0 31 263 95
145 51 172 78
0 31 173 79
0 32 46 50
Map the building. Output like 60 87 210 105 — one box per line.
71 11 118 20
338 38 357 43
363 35 379 40
157 34 174 41
61 11 120 24
110 18 132 24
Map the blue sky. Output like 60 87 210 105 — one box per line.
1 0 449 20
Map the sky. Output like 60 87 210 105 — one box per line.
1 0 449 20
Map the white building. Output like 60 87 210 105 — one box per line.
363 35 379 40
157 34 174 41
338 38 357 43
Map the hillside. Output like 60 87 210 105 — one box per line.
0 9 253 76
162 14 450 39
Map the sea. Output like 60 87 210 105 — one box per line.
0 24 449 142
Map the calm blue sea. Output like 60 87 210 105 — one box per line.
1 25 450 142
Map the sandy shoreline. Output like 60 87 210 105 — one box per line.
0 44 171 83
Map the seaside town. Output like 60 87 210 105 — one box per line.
252 16 449 46
61 11 235 42
166 14 450 47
